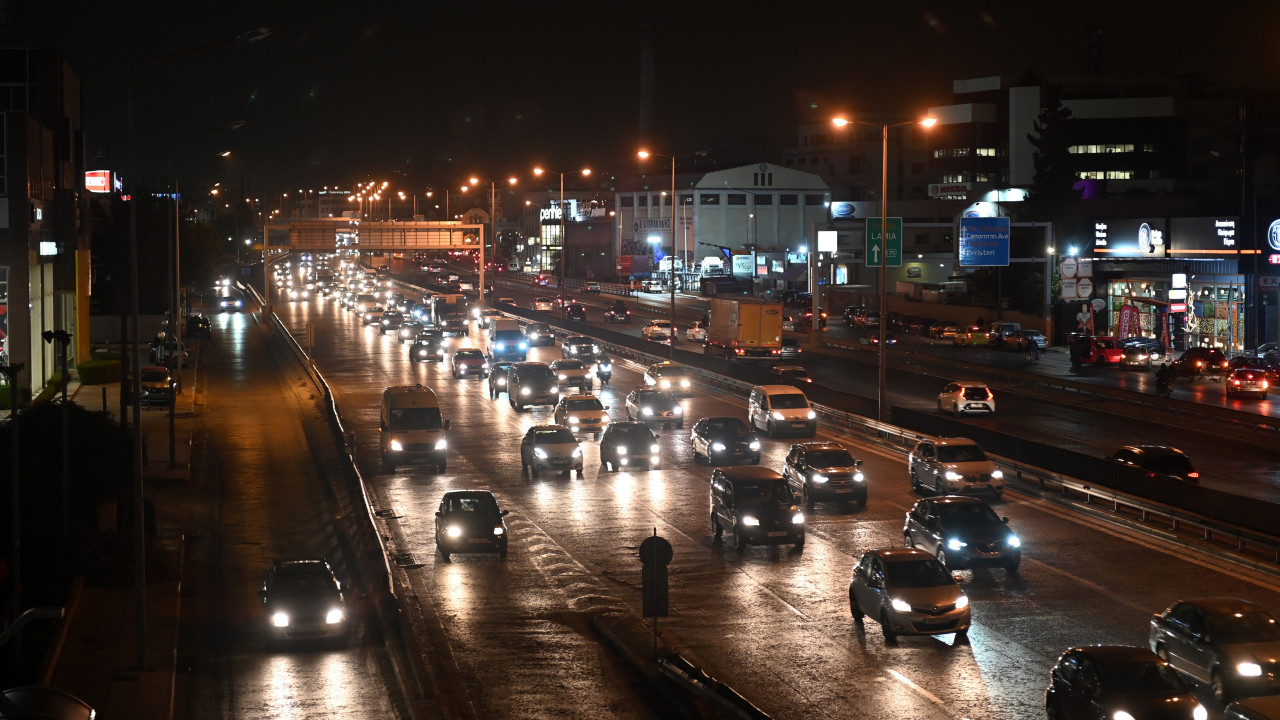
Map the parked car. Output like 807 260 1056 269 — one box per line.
690 416 761 466
1170 347 1230 380
138 365 177 408
783 441 866 508
1121 335 1167 360
908 437 1004 497
434 490 509 561
936 381 995 415
1104 445 1199 482
848 548 969 642
1069 334 1125 366
1044 646 1204 720
1149 597 1280 703
1226 368 1270 398
598 421 661 471
519 425 583 478
709 466 805 551
903 496 1021 572
259 558 348 649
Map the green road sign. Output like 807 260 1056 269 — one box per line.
866 217 903 267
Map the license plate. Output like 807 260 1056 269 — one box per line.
791 422 807 428
468 538 490 544
835 489 853 494
767 531 788 537
550 459 569 466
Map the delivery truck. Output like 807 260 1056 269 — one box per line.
704 298 783 360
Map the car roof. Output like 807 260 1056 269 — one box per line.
560 394 598 402
1169 597 1267 615
754 384 806 394
441 489 497 501
1066 645 1160 664
866 547 935 563
718 466 785 482
929 495 991 507
1120 444 1187 458
794 442 846 452
528 424 574 433
930 437 981 447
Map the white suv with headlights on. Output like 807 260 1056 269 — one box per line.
908 437 1003 497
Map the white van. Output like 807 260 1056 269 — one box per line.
488 317 520 340
380 385 450 473
748 384 817 438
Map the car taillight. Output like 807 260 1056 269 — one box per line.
1186 471 1200 479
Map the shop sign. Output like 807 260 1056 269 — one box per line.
1060 257 1078 278
1259 276 1280 291
1170 217 1240 254
1118 305 1140 339
1061 278 1078 299
1092 219 1166 258
1170 303 1187 313
907 266 922 278
1269 219 1280 251
1077 278 1094 298
1270 255 1280 265
1078 259 1092 277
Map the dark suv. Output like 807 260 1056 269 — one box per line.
1104 445 1199 482
507 362 559 411
1169 347 1229 380
710 467 805 552
259 558 348 649
783 442 866 508
599 421 662 472
903 496 1021 572
690 416 761 466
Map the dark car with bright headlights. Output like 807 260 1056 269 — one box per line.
903 496 1020 572
599 421 661 472
1149 597 1280 703
561 335 600 360
434 490 509 561
1045 645 1205 720
488 360 517 399
709 466 804 551
409 333 447 363
690 416 761 466
450 349 490 379
259 557 348 649
783 442 866 508
523 322 555 347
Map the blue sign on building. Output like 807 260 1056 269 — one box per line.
959 217 1010 266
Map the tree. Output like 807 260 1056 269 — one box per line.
1025 96 1076 221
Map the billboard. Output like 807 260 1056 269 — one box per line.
85 170 112 193
1091 218 1166 258
1169 217 1239 255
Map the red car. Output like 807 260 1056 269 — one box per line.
1068 334 1125 366
450 349 490 379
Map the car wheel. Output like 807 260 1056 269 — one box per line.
936 549 949 569
1006 558 1020 574
849 589 864 621
1155 644 1168 662
440 548 451 562
793 536 804 549
936 399 944 412
693 448 702 464
499 542 508 559
711 514 722 539
766 420 775 438
903 532 913 548
384 456 396 474
954 628 969 644
1046 699 1066 720
935 476 947 496
677 423 684 430
734 525 747 553
438 462 446 473
531 466 539 478
626 410 634 420
880 610 897 642
1211 669 1230 704
751 456 760 466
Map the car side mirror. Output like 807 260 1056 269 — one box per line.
258 589 267 599
444 419 452 430
855 459 864 468
605 406 611 410
501 510 510 517
1002 517 1009 524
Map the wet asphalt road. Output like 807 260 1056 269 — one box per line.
271 267 1280 720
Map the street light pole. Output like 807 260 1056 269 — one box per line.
638 151 679 359
833 116 935 422
533 167 591 292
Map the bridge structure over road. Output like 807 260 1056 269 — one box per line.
261 218 488 311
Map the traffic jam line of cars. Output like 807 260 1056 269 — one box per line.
291 258 1280 717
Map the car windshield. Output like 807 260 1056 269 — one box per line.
936 502 1003 529
443 494 499 515
567 399 603 411
807 450 854 467
274 570 336 597
534 428 576 444
937 445 989 463
414 333 439 343
704 418 749 435
611 426 653 442
1210 610 1280 643
1098 661 1187 695
734 481 793 506
456 351 484 360
517 366 555 382
557 360 585 370
771 394 809 409
638 391 673 406
390 407 443 429
527 324 550 333
141 369 170 383
884 559 954 588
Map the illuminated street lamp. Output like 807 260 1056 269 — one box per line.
532 166 592 292
637 150 678 359
831 114 936 422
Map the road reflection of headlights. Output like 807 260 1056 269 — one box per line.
741 516 760 527
447 525 463 538
272 611 290 627
890 598 912 613
390 440 403 451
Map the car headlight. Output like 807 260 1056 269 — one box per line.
660 379 670 388
521 387 531 395
616 445 628 455
642 407 654 416
955 595 969 609
447 525 463 538
1113 712 1135 720
649 444 660 453
1192 706 1208 720
1238 662 1263 677
434 438 447 450
748 441 761 451
1007 535 1021 548
519 342 528 349
811 473 829 484
890 598 912 613
947 538 968 550
572 447 583 457
771 411 786 421
806 410 817 419
853 472 864 482
673 406 682 415
711 442 726 452
533 448 548 459
390 439 403 451
944 470 962 481
497 378 506 386
559 374 568 380
271 611 291 627
493 526 505 536
438 348 446 355
681 380 691 388
792 512 805 524
741 516 760 527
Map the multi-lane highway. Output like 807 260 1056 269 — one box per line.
264 259 1280 720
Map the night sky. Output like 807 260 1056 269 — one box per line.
7 1 1278 196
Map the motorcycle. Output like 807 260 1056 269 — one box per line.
1155 375 1172 398
595 359 613 386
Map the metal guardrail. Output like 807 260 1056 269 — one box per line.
659 654 771 720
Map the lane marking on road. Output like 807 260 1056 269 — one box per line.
886 668 945 706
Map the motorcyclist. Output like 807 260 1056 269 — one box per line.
1155 362 1172 394
595 354 613 386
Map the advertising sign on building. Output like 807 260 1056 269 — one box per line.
1077 259 1093 277
1117 305 1140 339
1092 219 1166 257
1060 257 1078 278
1061 278 1078 300
1169 217 1240 255
85 170 112 193
1259 276 1280 291
1077 278 1094 298
959 217 1010 266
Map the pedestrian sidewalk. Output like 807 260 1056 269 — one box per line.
36 366 197 720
